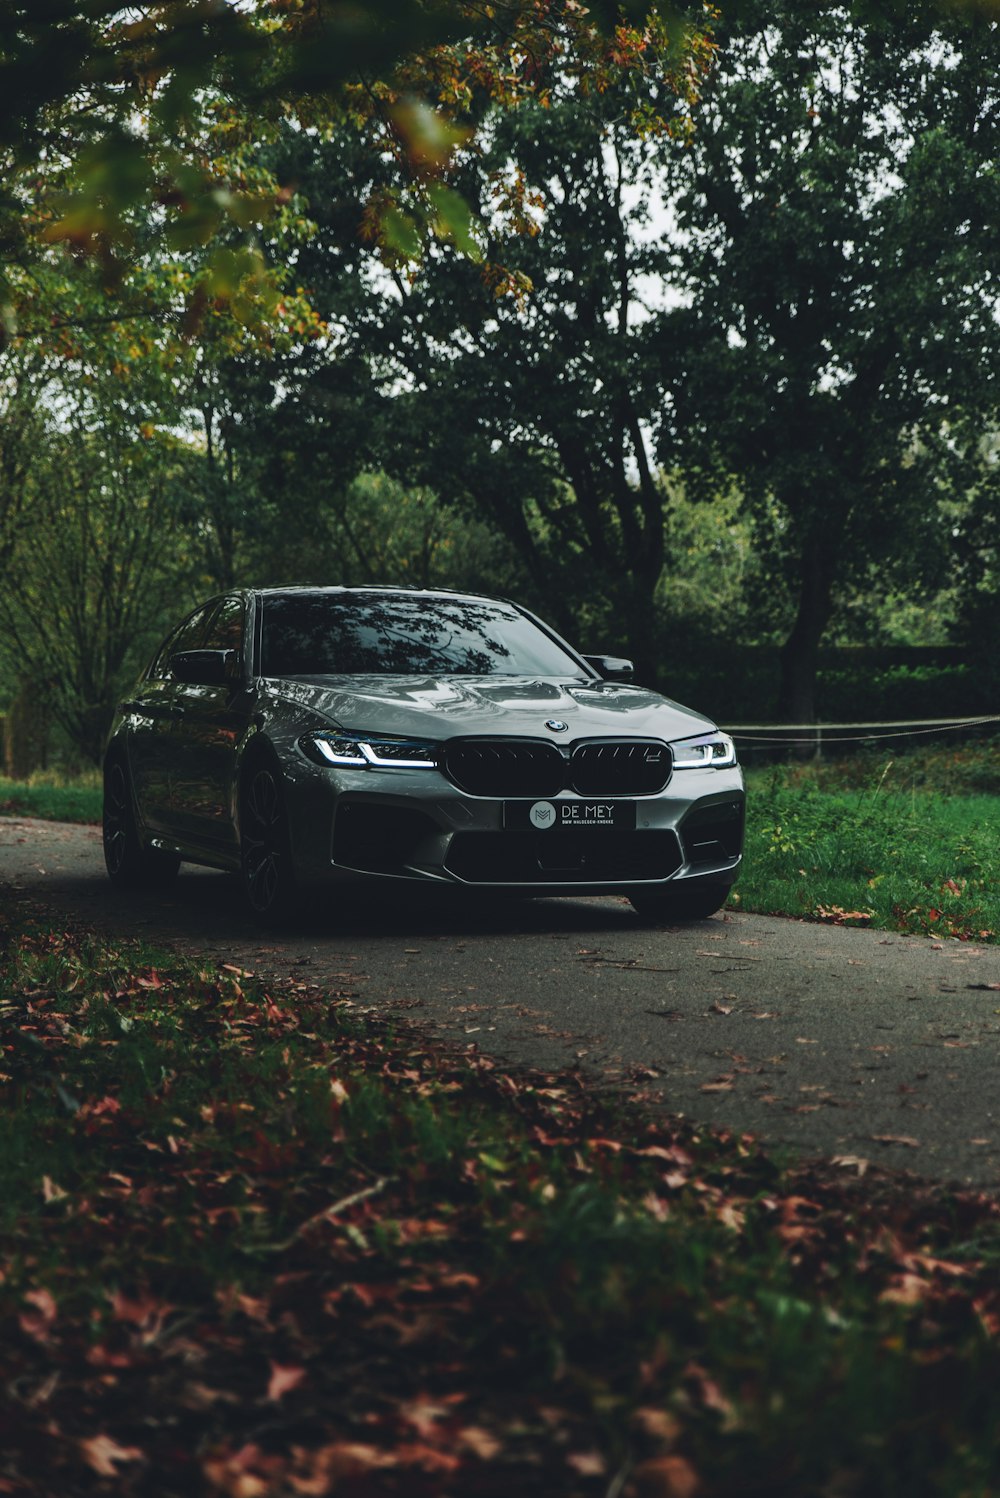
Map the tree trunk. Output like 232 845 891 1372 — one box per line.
626 608 658 688
3 680 49 779
776 541 835 726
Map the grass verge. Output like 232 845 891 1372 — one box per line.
740 754 1000 941
3 899 1000 1496
0 772 101 825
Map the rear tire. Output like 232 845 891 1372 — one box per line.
103 757 180 889
239 760 299 925
629 878 732 923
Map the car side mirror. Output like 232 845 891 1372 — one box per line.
583 654 634 683
169 649 239 686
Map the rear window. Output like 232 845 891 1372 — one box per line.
259 594 582 677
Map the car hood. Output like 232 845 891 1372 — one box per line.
267 675 717 743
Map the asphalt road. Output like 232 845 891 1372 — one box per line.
3 815 1000 1189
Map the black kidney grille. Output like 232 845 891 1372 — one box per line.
444 738 565 797
444 736 672 797
570 741 671 795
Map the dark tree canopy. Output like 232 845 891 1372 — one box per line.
0 0 712 341
259 0 1000 707
249 84 682 677
3 0 999 749
662 0 1000 718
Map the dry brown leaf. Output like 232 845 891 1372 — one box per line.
631 1452 701 1497
831 1155 869 1176
567 1450 607 1476
80 1435 144 1476
267 1361 307 1402
880 1274 930 1306
631 1407 682 1444
456 1426 502 1460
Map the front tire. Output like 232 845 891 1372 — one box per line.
239 761 299 924
629 878 732 924
103 757 180 889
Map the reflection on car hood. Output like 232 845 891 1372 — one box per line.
268 675 717 741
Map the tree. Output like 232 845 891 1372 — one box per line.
950 423 1000 691
0 310 212 763
0 414 192 765
0 1 709 342
661 0 1000 720
0 0 714 655
406 99 678 671
0 350 50 570
266 77 702 678
238 470 528 597
269 2 1000 706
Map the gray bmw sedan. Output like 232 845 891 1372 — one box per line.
103 587 745 924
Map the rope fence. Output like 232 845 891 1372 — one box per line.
724 714 1000 748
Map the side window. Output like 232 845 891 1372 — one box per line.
202 596 245 657
147 604 215 680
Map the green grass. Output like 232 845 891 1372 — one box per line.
750 736 1000 797
741 748 1000 940
0 770 101 824
3 912 1000 1494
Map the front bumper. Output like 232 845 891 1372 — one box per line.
283 759 745 896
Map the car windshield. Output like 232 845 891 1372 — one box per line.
260 593 585 677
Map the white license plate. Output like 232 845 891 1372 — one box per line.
503 800 636 831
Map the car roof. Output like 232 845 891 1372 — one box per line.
252 585 517 607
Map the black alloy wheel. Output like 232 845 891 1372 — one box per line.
628 877 732 923
103 757 180 888
240 762 298 922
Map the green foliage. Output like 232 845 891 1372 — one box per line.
0 406 199 764
665 1 1000 719
0 773 101 822
0 1 710 343
653 646 985 726
754 738 1000 798
816 661 985 720
740 755 1000 940
949 429 1000 700
251 2 1000 700
299 84 688 672
3 0 997 738
0 226 325 759
244 470 529 597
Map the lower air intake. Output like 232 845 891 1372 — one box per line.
445 830 682 884
333 802 440 873
680 800 745 865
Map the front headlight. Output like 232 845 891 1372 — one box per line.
670 732 737 769
299 732 440 770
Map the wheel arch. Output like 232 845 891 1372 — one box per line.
103 738 145 840
235 729 282 815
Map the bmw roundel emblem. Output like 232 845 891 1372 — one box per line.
545 719 569 732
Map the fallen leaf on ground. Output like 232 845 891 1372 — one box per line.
267 1362 306 1402
80 1436 144 1476
631 1452 701 1497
